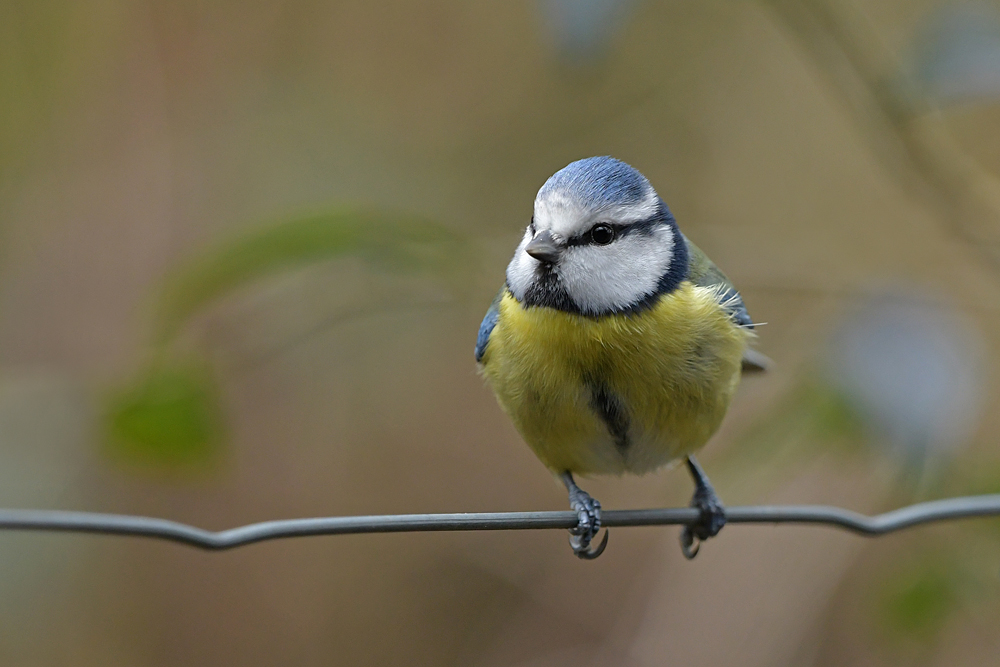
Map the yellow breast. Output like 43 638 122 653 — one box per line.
479 283 752 475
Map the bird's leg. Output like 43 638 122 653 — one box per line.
680 456 726 559
560 472 609 560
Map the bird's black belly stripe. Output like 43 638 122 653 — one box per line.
587 381 630 453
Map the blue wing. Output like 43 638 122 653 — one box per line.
475 288 504 363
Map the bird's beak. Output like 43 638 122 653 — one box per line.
524 229 562 264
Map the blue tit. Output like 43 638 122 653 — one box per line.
475 156 766 559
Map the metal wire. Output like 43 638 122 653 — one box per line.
0 494 997 550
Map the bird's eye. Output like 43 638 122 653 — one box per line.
590 224 615 245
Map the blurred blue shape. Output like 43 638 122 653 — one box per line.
908 2 1000 105
826 292 986 466
536 0 639 62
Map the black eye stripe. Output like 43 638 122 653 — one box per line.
564 222 651 246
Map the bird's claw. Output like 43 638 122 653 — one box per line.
571 528 609 559
680 485 726 560
569 492 600 535
560 472 609 560
568 487 607 559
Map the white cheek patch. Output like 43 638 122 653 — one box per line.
558 224 675 314
505 226 536 302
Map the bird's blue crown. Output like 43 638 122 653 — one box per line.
537 156 653 211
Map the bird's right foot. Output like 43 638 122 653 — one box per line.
560 472 609 560
680 456 727 559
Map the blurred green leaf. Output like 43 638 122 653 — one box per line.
152 209 470 346
104 362 223 467
878 561 956 641
108 207 469 469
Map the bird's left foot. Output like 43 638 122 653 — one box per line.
680 456 726 559
560 472 609 560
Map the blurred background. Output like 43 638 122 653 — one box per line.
3 0 1000 664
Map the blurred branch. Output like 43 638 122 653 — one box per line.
762 0 1000 272
1 495 998 550
227 298 457 375
151 209 471 347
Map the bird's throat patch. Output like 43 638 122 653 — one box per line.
520 265 577 313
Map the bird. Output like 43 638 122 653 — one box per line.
475 156 766 559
